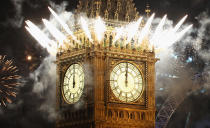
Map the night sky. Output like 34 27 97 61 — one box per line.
0 0 210 128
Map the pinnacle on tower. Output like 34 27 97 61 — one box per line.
145 3 151 17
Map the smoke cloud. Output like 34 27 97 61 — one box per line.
9 0 24 28
155 10 210 127
29 55 56 121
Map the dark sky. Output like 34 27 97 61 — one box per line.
0 0 210 128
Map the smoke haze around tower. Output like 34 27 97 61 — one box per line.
0 0 210 128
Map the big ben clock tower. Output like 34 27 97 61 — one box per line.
56 0 157 128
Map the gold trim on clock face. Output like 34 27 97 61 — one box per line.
110 62 143 103
62 64 84 104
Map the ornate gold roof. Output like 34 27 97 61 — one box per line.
75 0 140 22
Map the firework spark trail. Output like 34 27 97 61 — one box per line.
48 7 79 43
25 21 57 55
173 15 188 33
25 21 50 48
126 17 143 43
152 15 190 49
25 8 192 56
25 26 56 55
138 13 155 45
113 27 124 43
42 19 66 47
80 17 93 42
150 15 167 47
94 17 106 42
158 15 188 47
0 55 21 107
172 24 193 45
113 17 142 45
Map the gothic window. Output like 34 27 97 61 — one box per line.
109 35 113 47
131 38 134 48
141 112 145 120
107 0 111 10
105 10 109 19
84 37 86 45
126 4 130 12
130 112 135 119
108 110 112 118
119 111 124 118
135 12 139 20
117 2 121 11
126 14 130 22
126 112 129 119
85 1 89 10
114 111 118 118
104 34 107 43
114 12 119 21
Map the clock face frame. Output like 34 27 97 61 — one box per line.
62 63 84 104
110 62 144 103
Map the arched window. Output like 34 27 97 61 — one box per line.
114 111 118 118
108 110 112 118
141 112 145 120
104 34 107 46
109 35 113 47
114 12 119 21
105 10 109 19
137 112 141 120
130 112 135 119
119 111 124 118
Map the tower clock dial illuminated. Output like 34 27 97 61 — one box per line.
62 64 84 104
110 62 143 102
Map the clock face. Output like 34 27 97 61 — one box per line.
110 62 143 102
62 64 84 104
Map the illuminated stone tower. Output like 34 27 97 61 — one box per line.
56 0 157 128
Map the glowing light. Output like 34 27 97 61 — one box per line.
80 17 93 42
186 57 193 63
94 17 106 42
138 13 155 44
27 55 32 61
48 7 78 43
42 19 66 47
159 88 164 91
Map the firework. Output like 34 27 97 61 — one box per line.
48 7 78 43
94 17 106 42
80 17 93 42
25 7 192 56
0 55 21 107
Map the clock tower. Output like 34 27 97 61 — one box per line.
56 0 157 128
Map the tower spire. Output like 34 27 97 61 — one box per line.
145 1 151 17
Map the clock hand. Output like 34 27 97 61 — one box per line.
125 63 128 87
73 65 75 88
